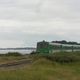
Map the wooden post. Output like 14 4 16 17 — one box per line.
72 46 73 52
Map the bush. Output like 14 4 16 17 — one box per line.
31 52 80 63
30 51 37 55
5 52 22 56
44 52 80 63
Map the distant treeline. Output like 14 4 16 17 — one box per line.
52 40 80 45
0 47 36 50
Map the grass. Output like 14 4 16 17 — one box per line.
0 52 80 80
0 58 80 80
0 52 29 64
31 51 80 63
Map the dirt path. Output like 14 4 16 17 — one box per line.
0 59 32 68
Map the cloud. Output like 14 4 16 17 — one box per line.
0 0 80 47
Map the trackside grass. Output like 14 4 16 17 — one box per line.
30 51 80 63
0 52 80 80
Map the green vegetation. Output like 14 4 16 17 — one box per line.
30 51 80 63
0 52 80 80
5 52 22 56
43 52 80 63
0 52 27 64
0 52 22 56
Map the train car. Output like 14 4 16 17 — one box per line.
36 41 80 53
37 41 49 53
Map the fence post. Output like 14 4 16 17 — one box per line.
72 46 74 52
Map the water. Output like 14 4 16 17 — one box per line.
0 49 36 54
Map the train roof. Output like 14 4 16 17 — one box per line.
49 42 80 47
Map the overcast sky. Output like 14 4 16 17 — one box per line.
0 0 80 48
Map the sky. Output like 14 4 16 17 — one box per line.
0 0 80 48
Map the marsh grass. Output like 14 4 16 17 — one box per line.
0 58 80 80
30 51 80 63
0 52 28 64
0 52 80 80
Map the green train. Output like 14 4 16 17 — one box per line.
36 41 80 53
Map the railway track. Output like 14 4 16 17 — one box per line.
0 59 32 68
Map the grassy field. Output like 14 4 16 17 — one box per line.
0 52 80 80
0 52 29 64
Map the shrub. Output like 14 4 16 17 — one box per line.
5 52 22 56
32 52 80 63
44 52 80 63
30 51 37 55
